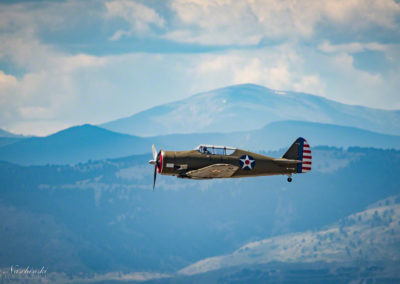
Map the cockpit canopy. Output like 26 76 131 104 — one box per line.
195 145 236 155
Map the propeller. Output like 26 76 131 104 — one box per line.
149 145 161 190
153 159 158 190
152 144 157 161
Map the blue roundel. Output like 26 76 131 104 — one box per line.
239 155 255 170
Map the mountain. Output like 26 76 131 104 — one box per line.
179 195 400 276
0 124 149 165
101 84 400 136
0 137 24 147
156 120 400 152
0 128 28 148
0 147 399 282
1 121 400 165
0 128 26 147
0 128 24 138
175 195 400 283
237 120 400 151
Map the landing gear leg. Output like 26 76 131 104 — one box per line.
287 176 292 182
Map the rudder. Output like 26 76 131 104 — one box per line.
282 137 312 173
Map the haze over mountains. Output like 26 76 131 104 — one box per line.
1 121 400 165
1 84 400 282
0 147 399 282
0 125 148 165
101 84 400 137
2 83 400 166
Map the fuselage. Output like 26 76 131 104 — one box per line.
158 149 297 179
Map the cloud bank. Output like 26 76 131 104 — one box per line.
0 0 399 135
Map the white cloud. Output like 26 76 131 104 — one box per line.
322 0 400 29
0 49 193 135
0 1 105 71
328 52 384 105
168 0 400 45
294 75 326 95
0 34 55 71
105 0 165 40
0 27 113 135
0 70 17 88
192 46 326 96
189 44 400 110
318 41 388 54
315 42 400 108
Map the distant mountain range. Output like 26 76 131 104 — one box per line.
101 84 400 136
1 121 400 165
1 83 400 165
0 147 399 282
0 124 149 165
159 120 400 152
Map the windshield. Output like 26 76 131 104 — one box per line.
197 145 236 155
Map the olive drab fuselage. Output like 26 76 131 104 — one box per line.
158 149 297 178
150 138 311 185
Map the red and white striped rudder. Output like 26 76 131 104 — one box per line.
301 139 312 173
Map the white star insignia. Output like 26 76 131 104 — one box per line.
240 155 255 170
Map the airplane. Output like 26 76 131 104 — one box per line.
149 137 311 189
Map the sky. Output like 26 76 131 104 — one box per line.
0 0 400 136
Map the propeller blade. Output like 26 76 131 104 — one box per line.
152 144 157 161
152 148 161 191
153 163 157 191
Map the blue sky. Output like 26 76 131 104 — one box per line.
0 0 400 135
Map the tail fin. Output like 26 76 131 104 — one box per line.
282 137 312 173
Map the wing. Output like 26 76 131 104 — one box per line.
186 164 239 179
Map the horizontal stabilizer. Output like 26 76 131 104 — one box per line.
273 158 302 164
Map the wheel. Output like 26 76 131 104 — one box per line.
287 177 292 182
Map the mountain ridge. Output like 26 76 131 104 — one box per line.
0 124 149 165
0 128 25 138
1 121 400 165
101 84 400 136
179 194 400 276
